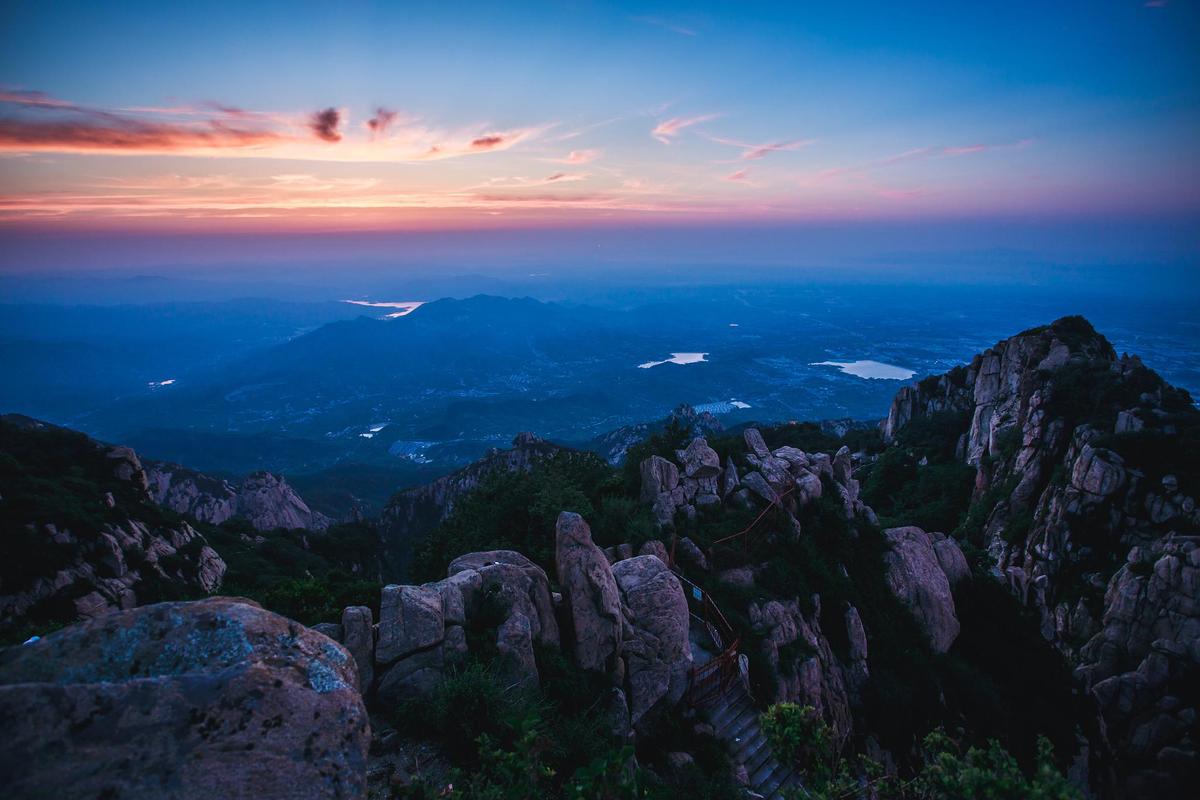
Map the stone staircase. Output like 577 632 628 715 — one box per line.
701 681 805 799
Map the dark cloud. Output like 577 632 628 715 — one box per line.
366 107 399 137
310 108 342 142
471 135 504 150
545 173 566 182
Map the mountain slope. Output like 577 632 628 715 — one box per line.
0 415 227 642
377 432 582 572
877 315 1199 796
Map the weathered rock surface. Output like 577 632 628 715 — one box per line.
342 605 375 691
613 555 692 728
879 316 1200 794
676 437 721 478
495 611 538 687
376 584 444 665
744 428 770 458
555 512 622 672
448 550 559 646
750 596 854 746
372 549 560 702
640 455 680 503
931 532 971 588
147 462 329 531
882 526 960 653
0 597 370 800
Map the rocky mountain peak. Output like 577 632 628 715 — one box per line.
877 315 1198 796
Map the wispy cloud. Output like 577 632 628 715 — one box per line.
545 148 601 165
805 138 1033 183
0 88 552 163
704 134 815 161
652 114 719 144
630 16 697 36
473 172 589 189
874 187 927 200
723 168 753 183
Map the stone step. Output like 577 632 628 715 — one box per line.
748 753 787 791
716 700 753 735
743 735 774 776
725 709 759 750
776 768 801 797
686 618 804 800
713 696 751 729
729 708 762 744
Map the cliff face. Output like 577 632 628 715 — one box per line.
880 316 1199 797
0 416 226 639
146 461 330 531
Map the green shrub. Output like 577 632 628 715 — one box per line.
916 731 1081 800
762 703 834 782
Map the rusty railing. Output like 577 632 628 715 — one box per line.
668 480 795 705
673 568 742 705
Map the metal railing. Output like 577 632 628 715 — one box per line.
669 481 795 705
709 484 794 551
674 568 742 706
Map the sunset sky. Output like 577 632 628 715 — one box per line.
0 1 1197 266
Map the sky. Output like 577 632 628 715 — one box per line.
0 1 1197 270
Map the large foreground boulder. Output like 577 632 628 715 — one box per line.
0 597 369 800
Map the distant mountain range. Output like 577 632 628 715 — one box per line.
6 287 1198 488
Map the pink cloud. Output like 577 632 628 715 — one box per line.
652 114 719 144
547 148 601 165
943 144 987 156
0 88 298 153
706 134 815 160
724 168 752 182
875 187 927 200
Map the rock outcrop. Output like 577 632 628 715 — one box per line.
0 415 226 638
750 596 854 746
880 315 1200 795
556 512 622 672
147 461 330 531
882 526 961 653
0 597 370 800
367 549 559 703
613 555 691 729
449 550 559 647
639 427 872 534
